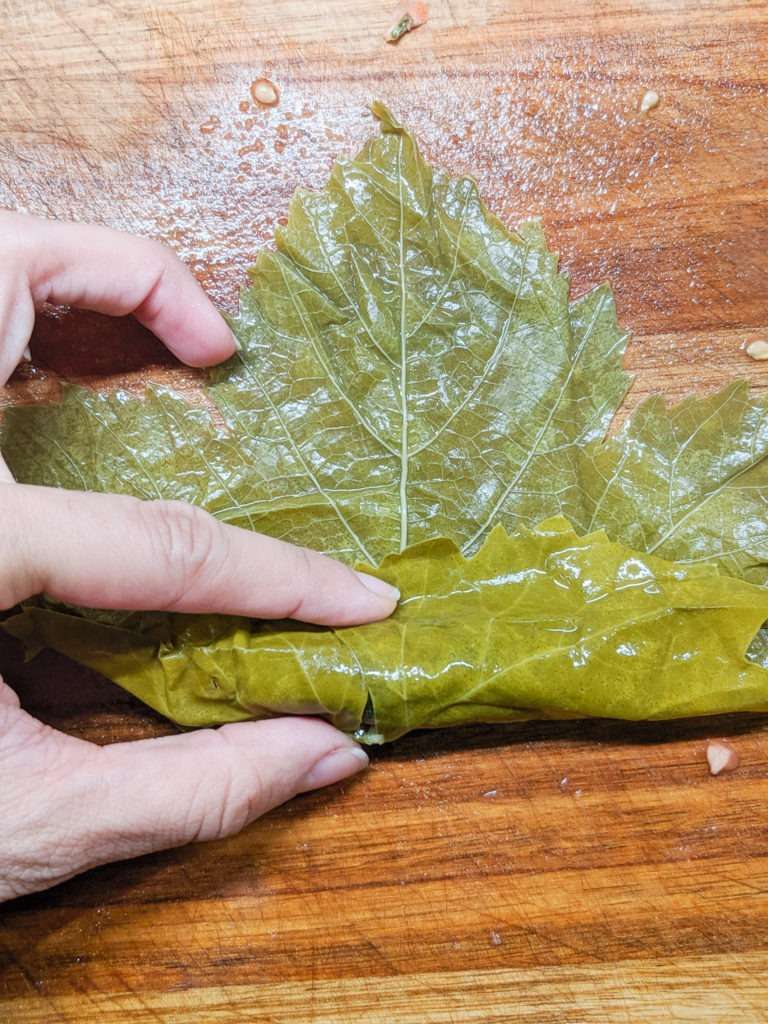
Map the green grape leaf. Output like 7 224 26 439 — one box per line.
2 104 630 563
3 103 768 741
580 381 768 585
6 518 768 744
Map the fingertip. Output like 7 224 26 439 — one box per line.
219 716 369 801
327 570 399 627
355 571 400 606
299 744 369 792
179 321 238 367
152 304 237 368
133 252 238 368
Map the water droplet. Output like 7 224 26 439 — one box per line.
238 141 265 157
251 78 280 107
199 115 220 134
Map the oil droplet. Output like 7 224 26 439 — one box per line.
199 115 220 134
251 77 280 107
239 100 250 113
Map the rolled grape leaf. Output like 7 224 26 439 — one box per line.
5 519 768 743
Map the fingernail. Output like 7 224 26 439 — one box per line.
355 571 400 603
302 745 369 790
230 330 242 352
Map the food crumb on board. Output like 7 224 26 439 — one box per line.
489 930 503 946
706 740 740 776
746 340 768 361
482 789 498 798
639 89 660 113
386 1 429 43
251 78 280 107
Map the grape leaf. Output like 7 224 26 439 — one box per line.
6 519 768 743
3 103 768 741
2 103 630 564
580 381 768 585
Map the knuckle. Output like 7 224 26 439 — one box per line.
133 239 178 305
143 237 181 279
145 236 175 262
140 500 224 607
184 731 265 842
284 545 316 619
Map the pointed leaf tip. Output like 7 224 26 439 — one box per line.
370 100 405 134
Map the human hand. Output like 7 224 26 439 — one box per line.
0 212 397 901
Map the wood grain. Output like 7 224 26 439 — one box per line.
1 0 768 1020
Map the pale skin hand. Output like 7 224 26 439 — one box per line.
0 211 398 902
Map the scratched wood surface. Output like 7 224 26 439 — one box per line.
1 0 768 1020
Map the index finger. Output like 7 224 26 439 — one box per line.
0 210 236 378
2 484 399 627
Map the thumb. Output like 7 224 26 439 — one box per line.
0 712 368 899
91 718 370 855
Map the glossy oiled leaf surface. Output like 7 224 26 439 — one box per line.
579 382 768 585
4 104 768 740
6 519 768 743
3 104 631 563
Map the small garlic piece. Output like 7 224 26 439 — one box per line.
746 340 768 361
706 740 740 776
639 90 660 113
251 78 279 107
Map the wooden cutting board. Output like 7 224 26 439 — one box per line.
2 1 768 1020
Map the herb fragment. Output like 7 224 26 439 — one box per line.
386 2 428 43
